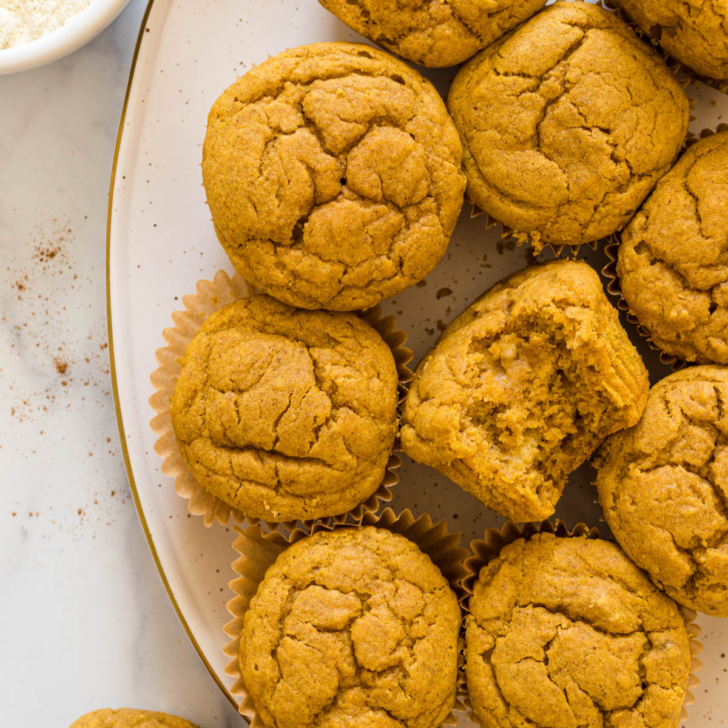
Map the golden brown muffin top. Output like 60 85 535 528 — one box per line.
618 131 728 365
202 42 465 311
466 534 692 728
70 709 197 728
170 295 398 522
401 259 649 522
613 0 728 81
240 527 461 728
318 0 547 68
447 1 690 248
597 366 728 617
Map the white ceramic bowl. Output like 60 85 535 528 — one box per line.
0 0 131 75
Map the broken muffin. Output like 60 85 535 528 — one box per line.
401 260 649 521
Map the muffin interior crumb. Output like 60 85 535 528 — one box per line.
402 260 648 521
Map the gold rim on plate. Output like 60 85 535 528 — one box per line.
105 0 238 711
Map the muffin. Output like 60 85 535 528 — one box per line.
239 527 462 728
447 1 690 249
613 0 728 84
401 260 649 522
466 533 692 728
318 0 547 68
202 42 466 311
70 709 197 728
618 131 728 365
597 366 728 618
169 295 399 522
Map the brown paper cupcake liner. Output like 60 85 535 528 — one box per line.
600 124 728 371
461 519 703 726
223 507 470 727
601 234 687 372
149 269 414 530
468 198 598 259
603 0 728 95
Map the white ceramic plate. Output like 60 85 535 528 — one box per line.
108 0 728 722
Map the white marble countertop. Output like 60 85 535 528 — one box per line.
0 3 240 725
2 4 728 728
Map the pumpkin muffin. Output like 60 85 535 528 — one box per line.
401 260 649 522
202 42 466 311
70 709 197 728
618 131 728 365
240 527 461 728
169 295 398 522
447 1 690 249
613 0 728 84
597 366 728 618
318 0 547 68
466 533 692 728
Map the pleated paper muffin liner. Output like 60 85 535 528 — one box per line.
461 519 703 727
467 198 600 260
603 0 728 95
223 507 470 727
600 124 728 371
601 233 687 372
149 269 414 530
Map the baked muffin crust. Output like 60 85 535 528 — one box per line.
401 260 648 522
170 296 398 522
71 709 197 728
613 0 728 82
618 131 728 365
466 534 692 728
240 527 461 728
318 0 547 68
447 1 690 249
203 42 465 311
597 366 728 617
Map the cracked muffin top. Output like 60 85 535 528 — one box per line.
618 131 728 365
240 527 461 728
317 0 547 68
169 295 399 523
466 533 692 728
70 709 197 728
613 0 728 82
597 366 728 618
202 42 466 311
447 1 690 249
400 259 649 522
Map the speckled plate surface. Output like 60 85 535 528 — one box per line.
108 0 728 722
